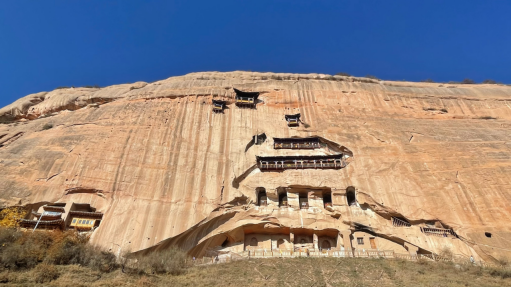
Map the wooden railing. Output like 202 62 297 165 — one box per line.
259 162 346 170
274 143 321 149
43 206 65 212
420 227 457 237
392 217 411 227
196 250 497 269
235 98 254 104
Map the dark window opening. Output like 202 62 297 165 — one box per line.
253 133 267 145
212 100 226 113
300 239 306 244
285 113 301 127
357 237 364 245
279 192 288 207
250 237 258 247
347 187 356 206
485 232 492 238
299 193 309 209
257 188 267 206
323 192 332 208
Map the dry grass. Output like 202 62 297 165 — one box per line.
1 257 511 286
0 228 117 271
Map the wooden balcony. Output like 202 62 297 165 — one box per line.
43 206 65 212
69 211 104 219
420 227 457 237
19 218 63 229
274 143 321 150
392 217 411 227
259 162 345 170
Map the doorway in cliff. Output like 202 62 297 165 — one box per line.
347 187 356 206
299 193 309 209
321 240 331 250
250 237 258 248
278 189 288 207
323 192 332 209
256 188 267 206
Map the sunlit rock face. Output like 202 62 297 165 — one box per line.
1 71 510 262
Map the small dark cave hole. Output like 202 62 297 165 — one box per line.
221 238 229 247
485 232 492 238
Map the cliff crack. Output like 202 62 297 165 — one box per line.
36 171 63 182
366 132 385 143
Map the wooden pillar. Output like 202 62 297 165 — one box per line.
341 230 353 256
313 233 319 250
290 232 295 251
404 242 419 256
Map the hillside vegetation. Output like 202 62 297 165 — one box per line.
1 228 511 286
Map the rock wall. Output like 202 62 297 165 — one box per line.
0 71 510 261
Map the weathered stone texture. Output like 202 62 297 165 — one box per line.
0 71 510 261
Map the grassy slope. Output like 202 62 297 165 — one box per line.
1 257 511 287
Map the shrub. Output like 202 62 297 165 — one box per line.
0 207 26 227
462 78 475 84
137 247 188 275
365 75 380 80
335 72 351 77
42 123 53 130
55 86 70 89
84 85 100 88
496 257 510 267
439 247 454 259
0 227 22 247
421 79 435 83
482 79 497 84
33 263 60 283
489 267 511 279
0 228 116 272
448 81 461 84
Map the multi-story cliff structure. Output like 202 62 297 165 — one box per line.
0 71 510 263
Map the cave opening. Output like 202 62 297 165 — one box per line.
485 232 492 238
347 186 356 206
299 193 309 209
279 191 288 207
256 188 267 206
323 192 332 208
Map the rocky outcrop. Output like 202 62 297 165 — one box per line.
1 71 510 262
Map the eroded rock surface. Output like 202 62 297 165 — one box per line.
1 71 510 262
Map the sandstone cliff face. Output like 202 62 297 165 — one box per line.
1 71 510 262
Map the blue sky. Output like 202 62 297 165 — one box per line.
1 1 510 107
